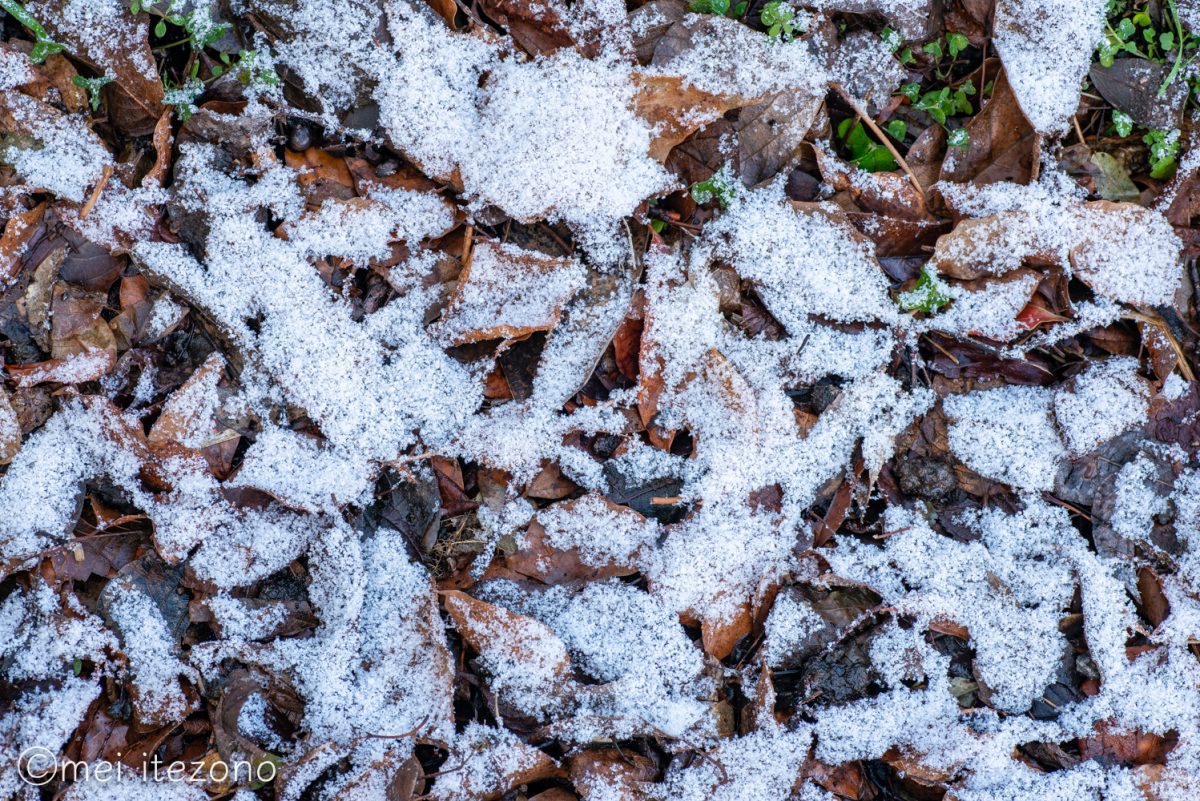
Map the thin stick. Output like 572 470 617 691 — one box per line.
831 82 925 199
79 164 112 219
1073 115 1087 147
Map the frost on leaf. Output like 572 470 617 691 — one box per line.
434 241 586 345
992 0 1108 134
944 385 1066 492
934 181 1182 306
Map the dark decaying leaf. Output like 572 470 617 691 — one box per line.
1088 60 1187 130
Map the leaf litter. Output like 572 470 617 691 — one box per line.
1 1 1200 800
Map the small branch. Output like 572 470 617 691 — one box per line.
79 164 113 219
830 82 925 199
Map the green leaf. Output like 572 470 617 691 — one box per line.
72 658 83 676
71 74 114 111
732 1 747 15
947 128 970 148
1161 31 1175 50
650 219 666 233
840 120 898 172
947 32 969 58
0 0 65 63
1118 17 1136 39
899 82 921 100
881 26 902 53
155 18 167 36
898 47 915 65
1112 109 1133 137
899 266 952 313
711 0 729 14
885 119 907 140
131 0 141 13
1145 128 1181 179
29 39 64 63
689 166 737 207
923 39 943 60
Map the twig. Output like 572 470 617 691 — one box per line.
79 164 113 219
830 82 925 199
1073 116 1087 147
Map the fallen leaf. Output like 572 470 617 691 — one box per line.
939 68 1036 185
0 201 46 282
1088 60 1187 130
26 0 163 135
434 241 585 345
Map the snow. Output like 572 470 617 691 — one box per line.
4 2 1200 799
992 0 1108 134
936 177 1183 307
1054 357 1149 455
944 385 1066 492
1 94 111 203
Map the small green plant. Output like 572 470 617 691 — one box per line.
911 80 975 125
689 0 748 16
1144 128 1181 179
1097 0 1200 98
0 0 65 63
760 1 800 42
946 32 970 58
837 118 897 172
885 119 907 141
899 266 952 314
136 1 230 51
947 128 969 148
163 75 204 121
690 166 737 208
234 48 280 89
71 75 115 111
880 26 915 65
899 80 974 147
1112 109 1134 137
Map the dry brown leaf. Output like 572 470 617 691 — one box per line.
0 388 20 464
434 240 584 345
700 597 752 660
0 201 46 282
27 0 163 135
631 72 733 163
35 52 87 111
425 0 460 27
736 90 824 186
478 0 576 55
569 749 657 800
526 462 577 500
1078 720 1177 766
51 285 118 363
284 147 356 206
930 200 1168 288
634 14 824 166
629 0 689 65
939 68 1036 185
488 497 640 585
817 147 930 221
806 759 867 799
442 589 574 684
432 724 561 800
148 353 234 456
143 111 174 188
